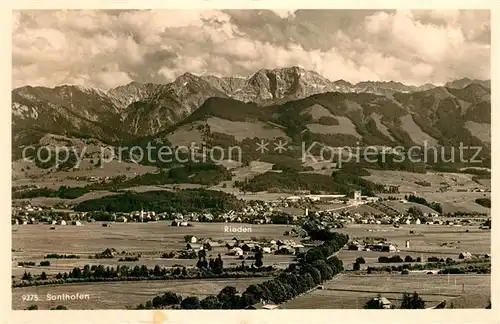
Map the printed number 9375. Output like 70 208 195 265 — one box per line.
22 294 39 302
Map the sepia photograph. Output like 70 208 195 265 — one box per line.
9 7 492 314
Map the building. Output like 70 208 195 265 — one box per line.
203 241 220 250
116 216 128 223
348 243 363 251
459 252 472 260
405 240 410 248
186 243 203 250
59 220 67 226
245 300 279 310
381 244 397 252
365 296 392 309
231 247 244 256
353 191 362 201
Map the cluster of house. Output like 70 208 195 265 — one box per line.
183 235 305 256
348 240 398 252
456 188 489 193
12 217 84 226
11 205 87 226
284 191 380 204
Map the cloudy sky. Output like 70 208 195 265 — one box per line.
12 9 490 89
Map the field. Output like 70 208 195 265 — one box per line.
12 277 268 310
364 169 491 214
337 223 490 252
306 116 362 138
12 222 296 277
399 114 438 146
283 273 490 309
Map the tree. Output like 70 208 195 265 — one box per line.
355 257 366 264
181 296 201 309
353 262 361 271
51 305 68 310
255 249 263 268
404 256 414 262
400 292 425 309
26 305 38 310
200 296 220 309
218 286 240 308
364 297 384 309
40 271 47 280
22 271 32 281
213 254 224 274
407 206 423 217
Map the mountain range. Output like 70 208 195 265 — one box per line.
11 66 491 160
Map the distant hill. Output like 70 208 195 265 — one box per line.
12 67 491 167
445 78 490 89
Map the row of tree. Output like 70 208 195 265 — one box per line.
15 263 276 287
405 194 442 213
364 292 425 309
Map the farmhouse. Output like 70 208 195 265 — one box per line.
116 216 128 223
381 244 397 252
59 220 67 226
203 241 220 250
186 243 203 250
245 300 280 310
366 296 393 309
459 252 472 260
285 196 302 202
241 243 259 252
230 247 244 256
348 243 363 251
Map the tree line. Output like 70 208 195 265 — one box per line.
405 194 442 213
74 189 244 213
14 263 276 288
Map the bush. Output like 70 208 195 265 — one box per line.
378 255 403 263
404 256 414 263
355 257 366 264
401 269 409 275
39 261 50 266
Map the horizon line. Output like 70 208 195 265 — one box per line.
12 66 491 92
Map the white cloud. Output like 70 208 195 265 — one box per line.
12 9 490 89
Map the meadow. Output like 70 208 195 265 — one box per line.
12 277 268 310
283 273 490 309
12 222 296 277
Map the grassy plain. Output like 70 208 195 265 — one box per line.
12 222 296 277
12 277 268 310
283 273 490 309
